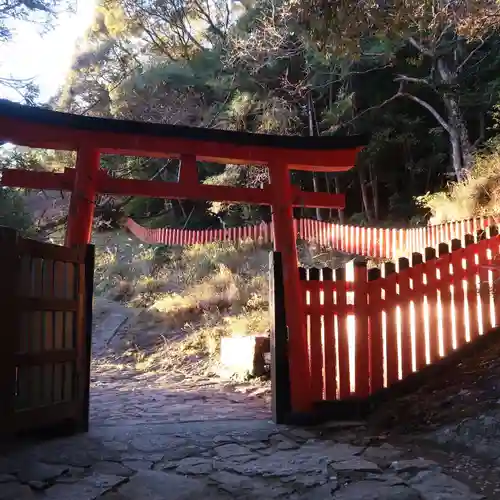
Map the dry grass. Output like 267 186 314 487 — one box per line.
91 229 359 374
94 238 271 371
417 138 500 224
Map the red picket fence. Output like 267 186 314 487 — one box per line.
126 218 274 246
299 226 500 403
126 216 497 259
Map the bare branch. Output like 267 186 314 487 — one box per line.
456 34 492 75
394 74 434 87
400 92 452 135
408 36 434 57
325 83 405 133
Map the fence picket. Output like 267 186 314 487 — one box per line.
354 262 369 397
424 247 439 364
450 239 467 350
397 257 412 379
307 268 323 402
476 232 491 336
487 226 500 328
321 268 336 399
411 252 426 371
368 268 384 393
463 234 477 344
335 267 350 398
485 226 498 329
437 243 453 356
383 262 399 386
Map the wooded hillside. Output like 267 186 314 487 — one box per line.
4 0 500 230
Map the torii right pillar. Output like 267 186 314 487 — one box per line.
269 162 311 413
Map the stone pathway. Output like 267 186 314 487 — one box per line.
0 317 488 499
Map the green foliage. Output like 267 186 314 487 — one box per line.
0 188 33 234
49 0 500 227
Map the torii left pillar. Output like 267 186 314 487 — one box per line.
65 148 100 247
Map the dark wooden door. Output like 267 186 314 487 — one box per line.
0 227 94 438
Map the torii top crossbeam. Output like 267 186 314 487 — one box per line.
0 99 365 169
0 98 367 415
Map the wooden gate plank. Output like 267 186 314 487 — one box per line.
0 227 20 436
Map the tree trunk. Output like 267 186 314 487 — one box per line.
324 172 333 220
308 93 322 220
333 175 345 224
436 57 473 179
445 95 473 180
358 168 372 222
368 164 379 220
449 131 464 180
402 88 471 181
312 172 323 221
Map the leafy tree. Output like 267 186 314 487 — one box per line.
49 0 500 227
293 0 500 180
0 187 33 233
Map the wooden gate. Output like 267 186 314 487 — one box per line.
0 227 94 438
269 252 291 424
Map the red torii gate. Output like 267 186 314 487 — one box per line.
0 99 366 414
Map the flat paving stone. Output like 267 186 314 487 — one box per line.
209 470 253 493
298 483 337 500
210 471 293 498
300 442 364 461
214 443 252 458
129 435 186 452
0 482 34 499
331 458 381 472
409 470 485 499
176 456 214 474
44 473 126 500
157 445 203 461
390 458 441 474
0 474 16 483
39 448 97 468
117 470 208 500
332 480 422 500
225 449 330 478
122 460 153 471
363 444 403 464
17 462 69 484
91 461 135 477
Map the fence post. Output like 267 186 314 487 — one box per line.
354 261 370 397
308 267 323 402
79 243 95 433
322 267 336 400
269 252 291 424
383 261 398 386
411 252 426 370
0 227 20 439
367 267 383 393
424 247 439 363
438 242 453 355
398 257 412 378
335 266 350 398
451 239 466 350
476 228 491 336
